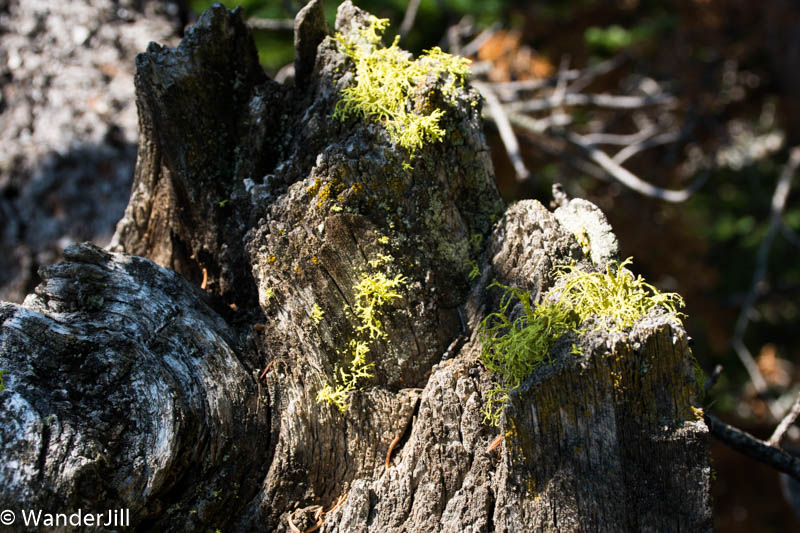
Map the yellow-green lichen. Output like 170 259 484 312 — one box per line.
353 271 407 339
310 303 325 325
480 281 576 425
316 339 376 413
467 259 480 281
316 256 408 413
480 258 685 425
332 16 470 155
556 257 684 332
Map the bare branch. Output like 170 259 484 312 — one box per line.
507 93 677 113
507 123 607 180
248 18 295 31
551 55 571 108
731 146 800 405
460 23 501 58
563 131 708 202
568 53 628 93
704 364 724 394
581 127 656 146
506 108 572 135
731 338 772 405
474 80 530 181
489 71 581 100
612 129 682 164
769 393 800 447
398 0 422 41
706 413 800 483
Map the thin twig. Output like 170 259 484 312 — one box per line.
474 80 530 181
704 364 724 394
706 413 800 483
768 393 800 447
398 0 422 41
581 126 656 146
385 434 401 468
507 93 677 113
505 108 572 135
731 338 770 400
551 55 571 108
460 23 502 58
731 146 800 409
612 129 682 164
506 119 606 180
564 131 708 202
248 18 295 31
489 71 581 100
567 53 627 93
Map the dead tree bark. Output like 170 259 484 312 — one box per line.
0 2 711 531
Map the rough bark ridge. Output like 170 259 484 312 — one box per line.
0 2 711 531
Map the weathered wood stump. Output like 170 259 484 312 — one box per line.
0 2 711 531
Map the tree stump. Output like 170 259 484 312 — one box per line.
0 2 711 531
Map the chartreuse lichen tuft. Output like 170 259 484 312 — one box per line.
480 257 685 425
332 15 471 155
556 257 685 331
316 256 408 413
353 271 407 339
310 303 325 325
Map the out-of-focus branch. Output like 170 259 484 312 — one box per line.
488 71 581 100
731 146 800 416
551 55 571 108
706 413 800 483
506 119 607 180
506 108 572 135
568 53 627 93
398 0 422 41
581 126 656 146
474 80 530 181
564 131 707 202
507 93 676 113
769 394 800 447
612 129 682 164
248 18 295 31
460 20 688 199
704 364 724 394
460 23 501 58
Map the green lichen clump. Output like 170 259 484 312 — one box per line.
557 257 685 331
316 339 375 413
480 258 685 425
310 303 325 325
480 282 576 425
317 258 408 413
352 271 407 339
332 16 471 155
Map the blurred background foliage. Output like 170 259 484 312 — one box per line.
188 1 800 529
